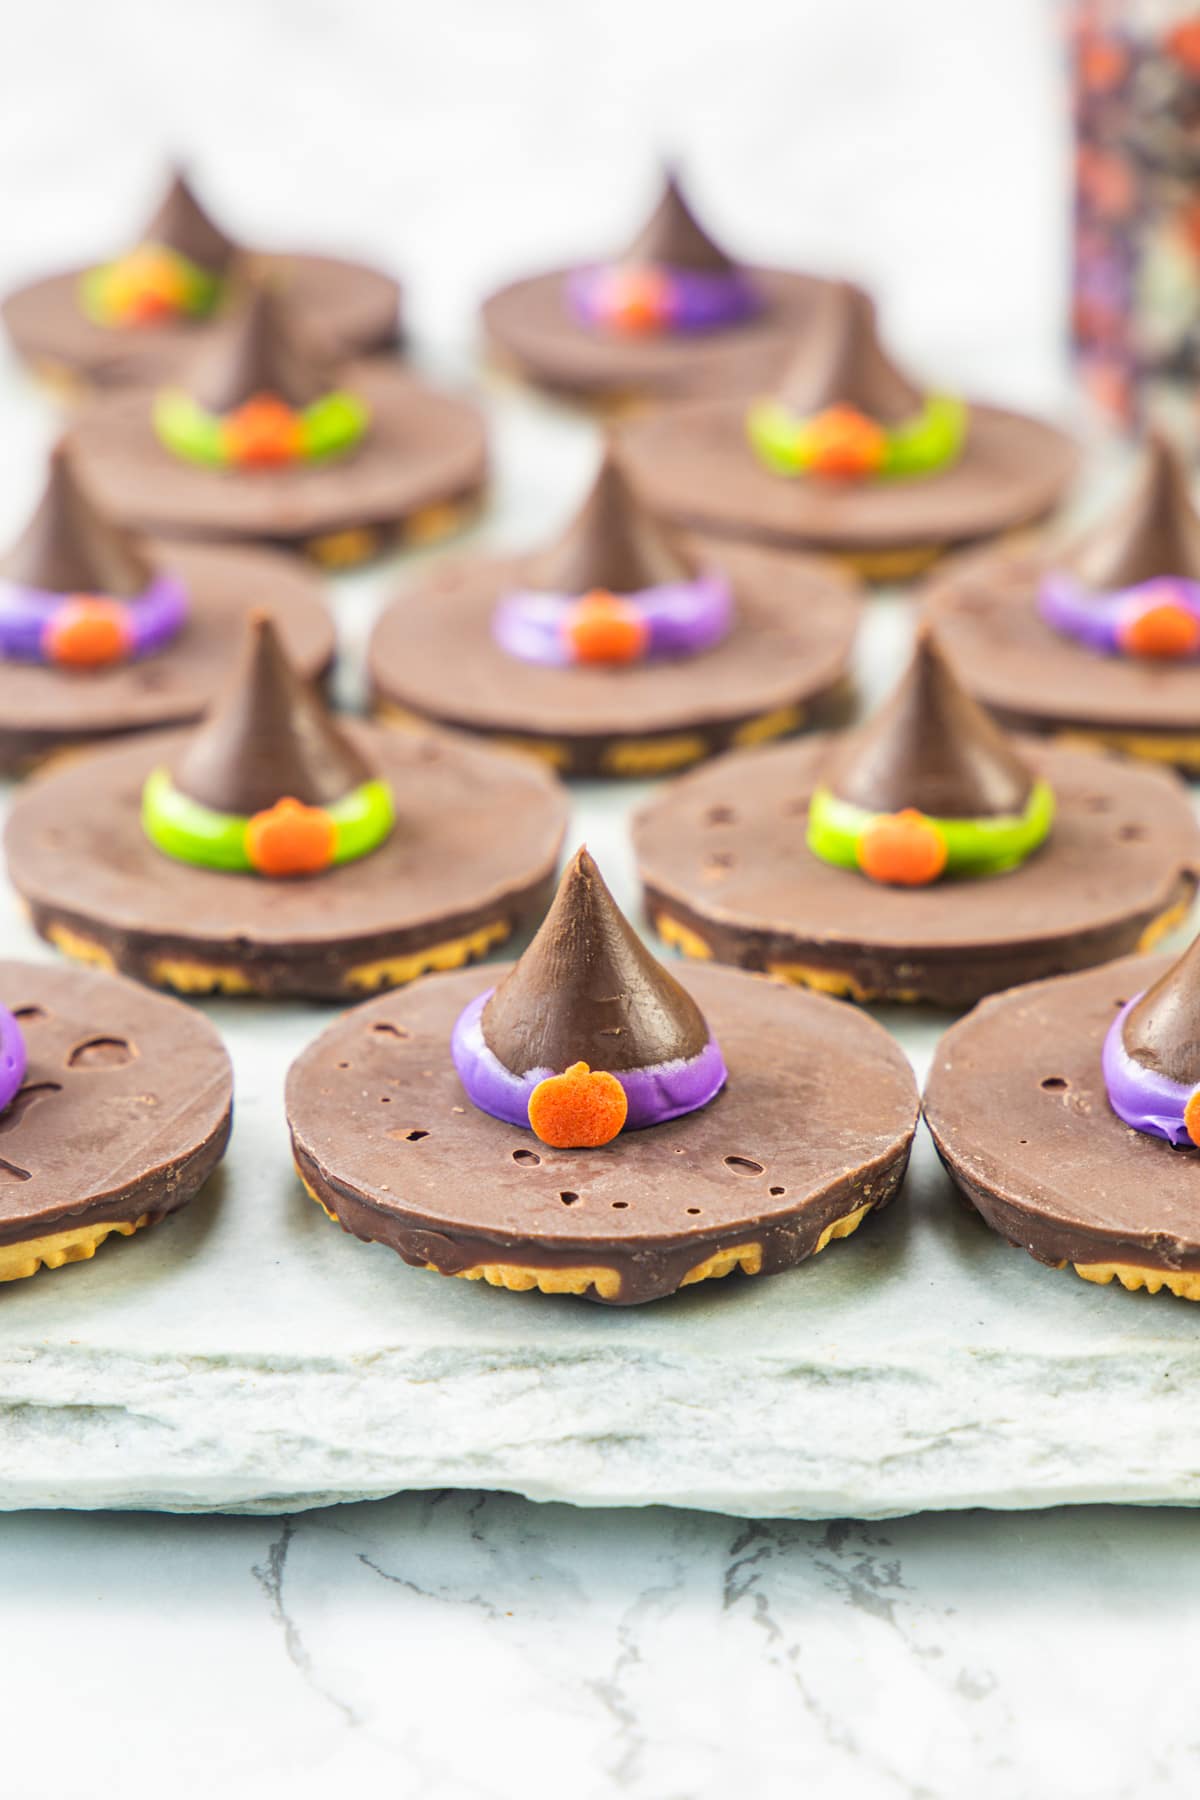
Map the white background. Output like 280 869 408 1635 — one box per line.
1 3 1185 1798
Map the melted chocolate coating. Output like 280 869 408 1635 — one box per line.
139 168 238 274
172 612 371 814
483 847 709 1075
925 953 1200 1276
1066 430 1200 590
1121 934 1200 1084
287 962 919 1306
772 283 924 424
824 627 1033 818
184 282 331 413
617 169 736 274
527 453 691 594
0 447 151 597
0 958 232 1249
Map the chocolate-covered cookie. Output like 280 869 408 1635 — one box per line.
0 960 232 1282
482 167 832 406
369 453 858 777
287 850 919 1305
5 615 567 999
924 944 1200 1302
68 283 486 568
2 168 400 395
927 433 1200 769
615 284 1078 579
634 632 1200 1008
0 449 334 771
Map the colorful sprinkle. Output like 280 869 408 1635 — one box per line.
857 810 948 887
527 1061 629 1148
245 798 337 878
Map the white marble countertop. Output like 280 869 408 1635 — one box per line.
3 0 1195 1792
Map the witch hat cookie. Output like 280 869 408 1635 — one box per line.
0 961 231 1283
1 162 401 394
286 847 919 1304
926 929 1200 1303
634 626 1200 1008
0 445 333 772
616 281 1077 579
481 163 834 406
369 449 859 777
68 278 487 566
930 432 1200 770
5 612 567 999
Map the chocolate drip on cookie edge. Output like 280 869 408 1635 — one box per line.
1122 934 1200 1085
618 169 737 275
773 282 924 425
825 627 1034 819
482 846 710 1075
0 447 151 597
183 283 332 413
1066 431 1200 591
172 611 372 815
528 453 692 595
139 167 238 275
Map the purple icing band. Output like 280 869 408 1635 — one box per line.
0 573 188 664
492 573 735 669
451 987 728 1133
565 264 760 333
1102 996 1197 1146
0 1006 27 1114
1038 572 1200 657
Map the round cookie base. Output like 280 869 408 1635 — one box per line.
480 266 832 405
924 546 1200 770
924 952 1200 1300
632 737 1200 1010
0 960 232 1280
5 727 568 1001
2 252 402 390
367 539 861 778
0 539 335 776
615 402 1078 565
67 364 487 568
285 962 920 1305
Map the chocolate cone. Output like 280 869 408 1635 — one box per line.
1065 431 1200 590
773 282 924 424
482 846 710 1075
182 282 331 413
1123 934 1200 1084
172 612 371 815
528 452 691 594
0 447 151 597
825 627 1034 818
139 167 237 274
617 168 736 275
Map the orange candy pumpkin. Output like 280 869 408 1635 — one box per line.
222 394 304 468
1119 601 1200 660
1184 1088 1200 1149
857 809 948 887
246 797 337 877
805 405 887 478
527 1061 629 1148
565 591 649 665
606 267 671 334
45 598 131 668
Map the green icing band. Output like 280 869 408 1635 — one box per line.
79 247 222 326
153 389 369 467
142 767 395 873
807 778 1055 880
746 393 967 480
